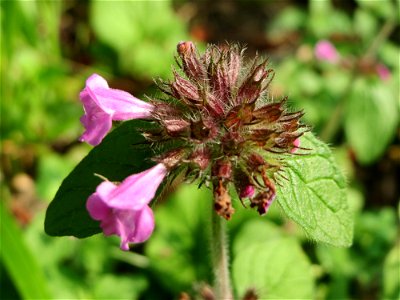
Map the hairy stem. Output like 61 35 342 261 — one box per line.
210 207 233 299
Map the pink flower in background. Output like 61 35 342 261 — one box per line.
79 73 154 146
86 163 167 250
314 40 339 63
376 63 391 81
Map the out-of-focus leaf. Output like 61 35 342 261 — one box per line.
308 1 352 37
1 204 52 299
355 0 394 19
232 219 282 256
379 42 400 69
91 0 188 78
383 242 400 300
146 184 212 293
276 132 354 247
315 244 355 299
45 120 159 238
354 8 378 41
36 151 79 202
344 78 398 164
92 274 148 300
297 69 322 95
268 6 306 37
232 236 314 299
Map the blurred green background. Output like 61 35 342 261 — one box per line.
1 0 399 299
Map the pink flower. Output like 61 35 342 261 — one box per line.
239 185 255 199
86 163 167 250
291 138 300 153
376 63 391 81
314 40 339 63
79 74 154 146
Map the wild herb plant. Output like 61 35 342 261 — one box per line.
45 42 353 299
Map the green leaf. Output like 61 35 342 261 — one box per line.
355 0 394 19
344 78 399 164
232 219 282 256
92 274 148 300
90 0 188 78
1 203 52 299
45 120 158 238
276 132 354 247
383 242 400 300
145 184 212 293
232 236 314 299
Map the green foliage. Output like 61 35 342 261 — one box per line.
1 0 83 143
277 132 353 247
91 0 188 79
1 204 52 299
344 78 399 164
2 0 399 299
383 242 400 300
146 185 212 293
45 120 159 238
232 220 314 299
25 212 149 299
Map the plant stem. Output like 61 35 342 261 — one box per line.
210 207 233 299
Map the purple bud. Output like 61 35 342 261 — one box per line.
212 159 232 179
189 148 211 170
172 72 200 103
240 185 255 199
177 41 206 80
236 61 273 104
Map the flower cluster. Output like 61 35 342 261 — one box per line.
80 42 307 250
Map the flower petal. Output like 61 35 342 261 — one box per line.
86 73 109 90
107 164 167 210
115 206 155 250
79 73 154 146
85 73 153 118
79 88 113 146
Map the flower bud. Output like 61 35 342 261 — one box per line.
177 41 206 80
239 185 255 199
189 147 211 170
236 61 273 104
172 72 200 104
212 159 232 179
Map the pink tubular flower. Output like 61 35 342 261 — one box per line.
314 40 339 63
86 163 167 250
79 73 154 146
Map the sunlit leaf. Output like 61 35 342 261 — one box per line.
344 78 398 164
277 132 354 247
232 234 314 299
